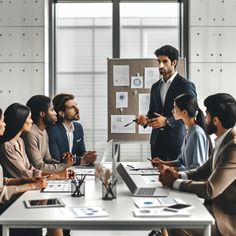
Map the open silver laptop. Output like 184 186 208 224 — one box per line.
99 139 113 166
74 139 113 175
117 163 169 197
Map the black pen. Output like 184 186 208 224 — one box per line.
124 119 138 127
143 120 153 128
146 158 152 162
127 164 135 169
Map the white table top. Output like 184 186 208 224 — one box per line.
0 176 214 231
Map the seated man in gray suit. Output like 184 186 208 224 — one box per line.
159 93 236 236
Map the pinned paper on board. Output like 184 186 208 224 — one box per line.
144 67 159 88
131 75 143 89
113 65 129 86
138 93 151 134
116 92 128 108
111 115 136 133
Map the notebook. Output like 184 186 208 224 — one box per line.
116 163 169 197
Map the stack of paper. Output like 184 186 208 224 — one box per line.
133 197 186 208
133 197 191 217
133 208 191 217
60 206 108 218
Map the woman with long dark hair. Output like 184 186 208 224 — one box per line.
152 94 212 171
0 105 64 236
0 107 47 202
0 103 42 178
0 107 48 235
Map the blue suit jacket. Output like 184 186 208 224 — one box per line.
148 73 197 146
46 122 86 163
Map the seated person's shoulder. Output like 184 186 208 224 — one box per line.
46 124 59 133
73 121 83 129
1 140 16 154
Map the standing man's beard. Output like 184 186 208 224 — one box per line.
206 119 217 135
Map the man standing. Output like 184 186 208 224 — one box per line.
137 45 197 160
159 93 236 236
23 95 75 173
47 93 97 165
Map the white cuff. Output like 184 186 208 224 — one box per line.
173 179 185 190
179 171 188 180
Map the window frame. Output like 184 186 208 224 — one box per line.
49 0 188 156
50 0 188 94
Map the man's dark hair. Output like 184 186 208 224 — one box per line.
26 95 51 124
204 93 236 129
154 45 179 65
52 93 75 123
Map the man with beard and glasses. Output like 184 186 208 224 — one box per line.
136 45 197 160
46 93 97 166
158 93 236 236
23 95 75 173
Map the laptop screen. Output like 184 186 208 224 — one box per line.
99 139 113 165
116 163 137 193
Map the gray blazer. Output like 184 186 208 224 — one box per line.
180 128 236 236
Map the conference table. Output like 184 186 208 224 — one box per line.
0 164 214 236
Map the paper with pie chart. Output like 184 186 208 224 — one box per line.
131 76 143 88
116 92 128 108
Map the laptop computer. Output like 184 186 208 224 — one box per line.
99 139 113 166
74 139 113 175
116 163 169 197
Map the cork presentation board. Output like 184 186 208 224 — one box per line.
107 58 186 142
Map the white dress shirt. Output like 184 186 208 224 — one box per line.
160 71 177 106
63 123 75 153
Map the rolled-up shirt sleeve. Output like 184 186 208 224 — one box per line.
0 185 18 203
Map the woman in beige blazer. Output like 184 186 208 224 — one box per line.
0 106 64 236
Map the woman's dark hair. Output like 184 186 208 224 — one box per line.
175 94 213 155
0 108 2 119
0 103 30 145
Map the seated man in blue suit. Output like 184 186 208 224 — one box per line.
47 93 97 166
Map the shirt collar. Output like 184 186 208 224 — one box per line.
214 128 231 149
63 122 75 133
32 123 44 134
161 71 177 84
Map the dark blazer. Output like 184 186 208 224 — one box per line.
46 122 86 163
148 73 197 146
180 128 236 236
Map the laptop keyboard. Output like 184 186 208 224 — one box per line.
136 188 155 196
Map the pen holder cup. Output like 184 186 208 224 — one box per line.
71 180 85 197
102 182 116 200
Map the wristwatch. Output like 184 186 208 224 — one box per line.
166 117 171 126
